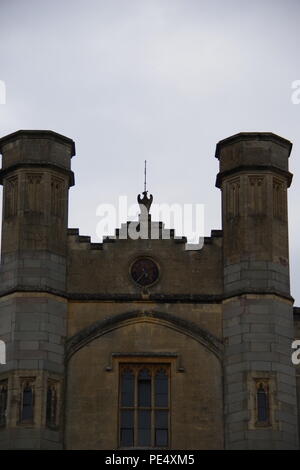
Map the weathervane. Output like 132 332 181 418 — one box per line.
138 159 153 213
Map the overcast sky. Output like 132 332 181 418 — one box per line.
0 0 299 303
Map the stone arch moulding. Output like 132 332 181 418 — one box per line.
66 310 223 363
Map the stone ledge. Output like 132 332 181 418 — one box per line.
0 287 294 303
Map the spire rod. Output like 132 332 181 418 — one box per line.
138 159 153 214
144 160 147 192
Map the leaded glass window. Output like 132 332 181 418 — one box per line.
119 364 170 448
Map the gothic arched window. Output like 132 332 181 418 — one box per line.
46 382 58 428
0 380 8 427
256 381 270 424
20 380 34 423
119 364 170 448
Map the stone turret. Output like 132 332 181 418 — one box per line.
216 132 298 449
0 130 75 449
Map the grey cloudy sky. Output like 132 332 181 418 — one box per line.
0 0 300 303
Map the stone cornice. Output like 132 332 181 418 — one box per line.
0 286 294 303
0 162 75 187
216 165 293 188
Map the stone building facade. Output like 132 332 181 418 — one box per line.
0 130 299 449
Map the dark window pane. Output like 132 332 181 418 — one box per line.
257 384 269 422
155 429 168 447
139 382 151 406
22 405 33 421
138 429 151 447
138 410 151 446
155 370 168 393
22 385 33 421
139 368 151 380
138 369 151 407
155 410 168 428
0 384 7 426
155 370 168 407
156 393 168 407
46 387 52 422
46 386 57 427
120 429 134 447
23 387 32 406
121 370 134 407
121 410 134 428
46 387 52 424
139 410 151 428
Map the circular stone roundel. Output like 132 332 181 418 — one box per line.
130 257 159 287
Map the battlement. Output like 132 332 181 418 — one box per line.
67 225 223 252
67 222 190 251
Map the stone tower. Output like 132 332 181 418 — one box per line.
0 129 298 450
0 130 75 449
216 133 298 449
